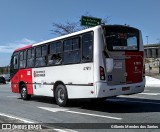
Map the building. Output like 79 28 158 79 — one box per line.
144 43 160 58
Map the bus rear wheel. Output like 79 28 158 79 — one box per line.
55 84 68 107
20 84 31 100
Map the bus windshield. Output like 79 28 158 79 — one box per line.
104 26 139 51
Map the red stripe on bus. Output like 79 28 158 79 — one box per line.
14 44 32 52
11 68 33 94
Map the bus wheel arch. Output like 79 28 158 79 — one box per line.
19 82 31 100
19 81 25 93
54 81 68 107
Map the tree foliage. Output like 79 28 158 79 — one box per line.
51 14 110 36
0 66 10 74
51 22 81 36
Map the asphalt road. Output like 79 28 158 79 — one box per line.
0 83 160 132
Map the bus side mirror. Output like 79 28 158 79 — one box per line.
106 58 114 73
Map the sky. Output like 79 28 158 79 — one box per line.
0 0 160 66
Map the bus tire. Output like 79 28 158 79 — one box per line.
20 84 31 100
55 84 68 107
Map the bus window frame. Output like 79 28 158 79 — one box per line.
48 41 63 66
11 31 94 70
81 32 94 63
19 50 27 69
13 52 19 70
63 37 81 65
103 26 140 52
26 48 35 68
35 45 48 68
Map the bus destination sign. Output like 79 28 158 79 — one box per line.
81 16 102 27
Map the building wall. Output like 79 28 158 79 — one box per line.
144 44 160 58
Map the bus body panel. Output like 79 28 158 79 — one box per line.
11 68 33 94
125 51 143 84
93 26 105 83
66 85 95 98
32 63 94 98
11 72 20 93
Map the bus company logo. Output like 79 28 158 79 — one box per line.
34 70 45 77
83 67 91 70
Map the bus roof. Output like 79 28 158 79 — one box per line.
33 25 102 47
14 44 32 52
12 25 102 53
13 24 140 52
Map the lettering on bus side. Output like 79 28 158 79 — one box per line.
34 70 45 77
83 67 91 70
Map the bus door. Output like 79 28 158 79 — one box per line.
10 53 20 92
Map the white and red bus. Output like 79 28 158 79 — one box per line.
10 25 145 106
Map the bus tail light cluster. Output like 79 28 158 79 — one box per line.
100 66 105 80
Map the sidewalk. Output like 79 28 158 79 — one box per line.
145 64 160 79
145 76 160 87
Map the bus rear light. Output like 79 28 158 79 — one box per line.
100 66 105 80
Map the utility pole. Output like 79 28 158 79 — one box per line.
146 36 149 44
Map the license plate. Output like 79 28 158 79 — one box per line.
122 87 130 91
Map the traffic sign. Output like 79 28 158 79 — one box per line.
81 16 102 27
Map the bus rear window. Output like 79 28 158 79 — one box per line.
105 26 139 51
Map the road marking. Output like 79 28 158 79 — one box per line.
38 107 122 120
0 113 35 123
139 93 160 96
38 107 68 112
66 110 122 120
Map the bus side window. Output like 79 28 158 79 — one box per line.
48 42 62 65
27 49 35 68
19 51 26 69
63 37 80 64
82 33 93 62
13 55 19 69
35 46 47 67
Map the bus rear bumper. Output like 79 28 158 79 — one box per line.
96 81 145 98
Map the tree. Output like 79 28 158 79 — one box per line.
51 14 110 36
51 22 81 36
0 67 4 74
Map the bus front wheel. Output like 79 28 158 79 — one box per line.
20 84 31 100
55 84 68 107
